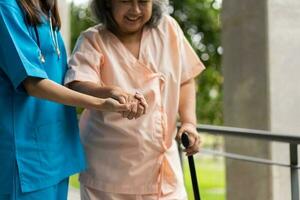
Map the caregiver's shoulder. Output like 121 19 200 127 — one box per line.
0 0 19 8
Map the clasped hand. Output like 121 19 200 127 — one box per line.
109 87 148 120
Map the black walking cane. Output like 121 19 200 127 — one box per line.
181 132 201 200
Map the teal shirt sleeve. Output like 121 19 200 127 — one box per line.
0 3 48 91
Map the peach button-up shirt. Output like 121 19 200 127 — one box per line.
64 15 205 195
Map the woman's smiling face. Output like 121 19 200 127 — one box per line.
110 0 153 35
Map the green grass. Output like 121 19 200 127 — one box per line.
183 157 226 200
70 157 226 200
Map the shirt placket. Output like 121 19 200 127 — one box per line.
155 73 176 197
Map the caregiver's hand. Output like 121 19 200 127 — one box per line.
176 123 202 156
109 86 130 104
101 98 131 112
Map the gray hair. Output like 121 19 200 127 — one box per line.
90 0 169 29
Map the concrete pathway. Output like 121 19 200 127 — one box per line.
67 187 80 200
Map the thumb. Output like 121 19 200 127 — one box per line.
176 127 185 142
119 96 127 104
114 96 126 104
116 103 130 112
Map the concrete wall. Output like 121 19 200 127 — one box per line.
58 0 70 54
268 1 300 200
222 0 300 199
222 0 272 199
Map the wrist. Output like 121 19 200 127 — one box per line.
181 122 197 128
88 96 105 110
107 86 120 97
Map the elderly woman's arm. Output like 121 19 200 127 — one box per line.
177 78 202 156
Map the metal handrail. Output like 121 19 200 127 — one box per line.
181 124 300 200
200 148 299 168
196 124 300 144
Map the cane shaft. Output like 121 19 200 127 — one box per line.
188 156 201 200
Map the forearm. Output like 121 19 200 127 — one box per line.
178 78 197 126
68 81 114 98
23 77 104 110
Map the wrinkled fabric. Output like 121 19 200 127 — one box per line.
1 163 69 200
80 182 187 200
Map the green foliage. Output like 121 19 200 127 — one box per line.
170 0 223 124
70 3 96 51
70 0 223 124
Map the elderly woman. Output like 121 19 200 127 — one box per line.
64 0 205 199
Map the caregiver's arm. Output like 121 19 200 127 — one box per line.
23 77 130 112
69 81 147 107
176 78 201 156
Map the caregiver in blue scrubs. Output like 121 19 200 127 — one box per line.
0 0 131 199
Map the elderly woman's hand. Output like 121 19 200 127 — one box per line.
122 92 148 120
176 123 202 156
109 87 148 119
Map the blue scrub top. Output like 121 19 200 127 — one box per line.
0 0 86 194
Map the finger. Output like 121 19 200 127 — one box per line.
184 147 199 156
183 147 197 152
135 104 144 118
132 102 138 115
124 94 130 103
188 147 200 155
134 94 148 113
187 144 200 153
112 92 127 104
115 103 130 112
196 135 202 147
135 95 147 108
189 134 199 148
127 103 138 120
192 134 202 149
186 151 199 156
188 134 196 148
123 104 133 119
118 96 127 104
184 140 200 151
127 111 135 120
123 111 130 118
176 128 185 141
134 92 145 102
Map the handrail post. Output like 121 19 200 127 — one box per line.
290 144 299 200
178 141 184 171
